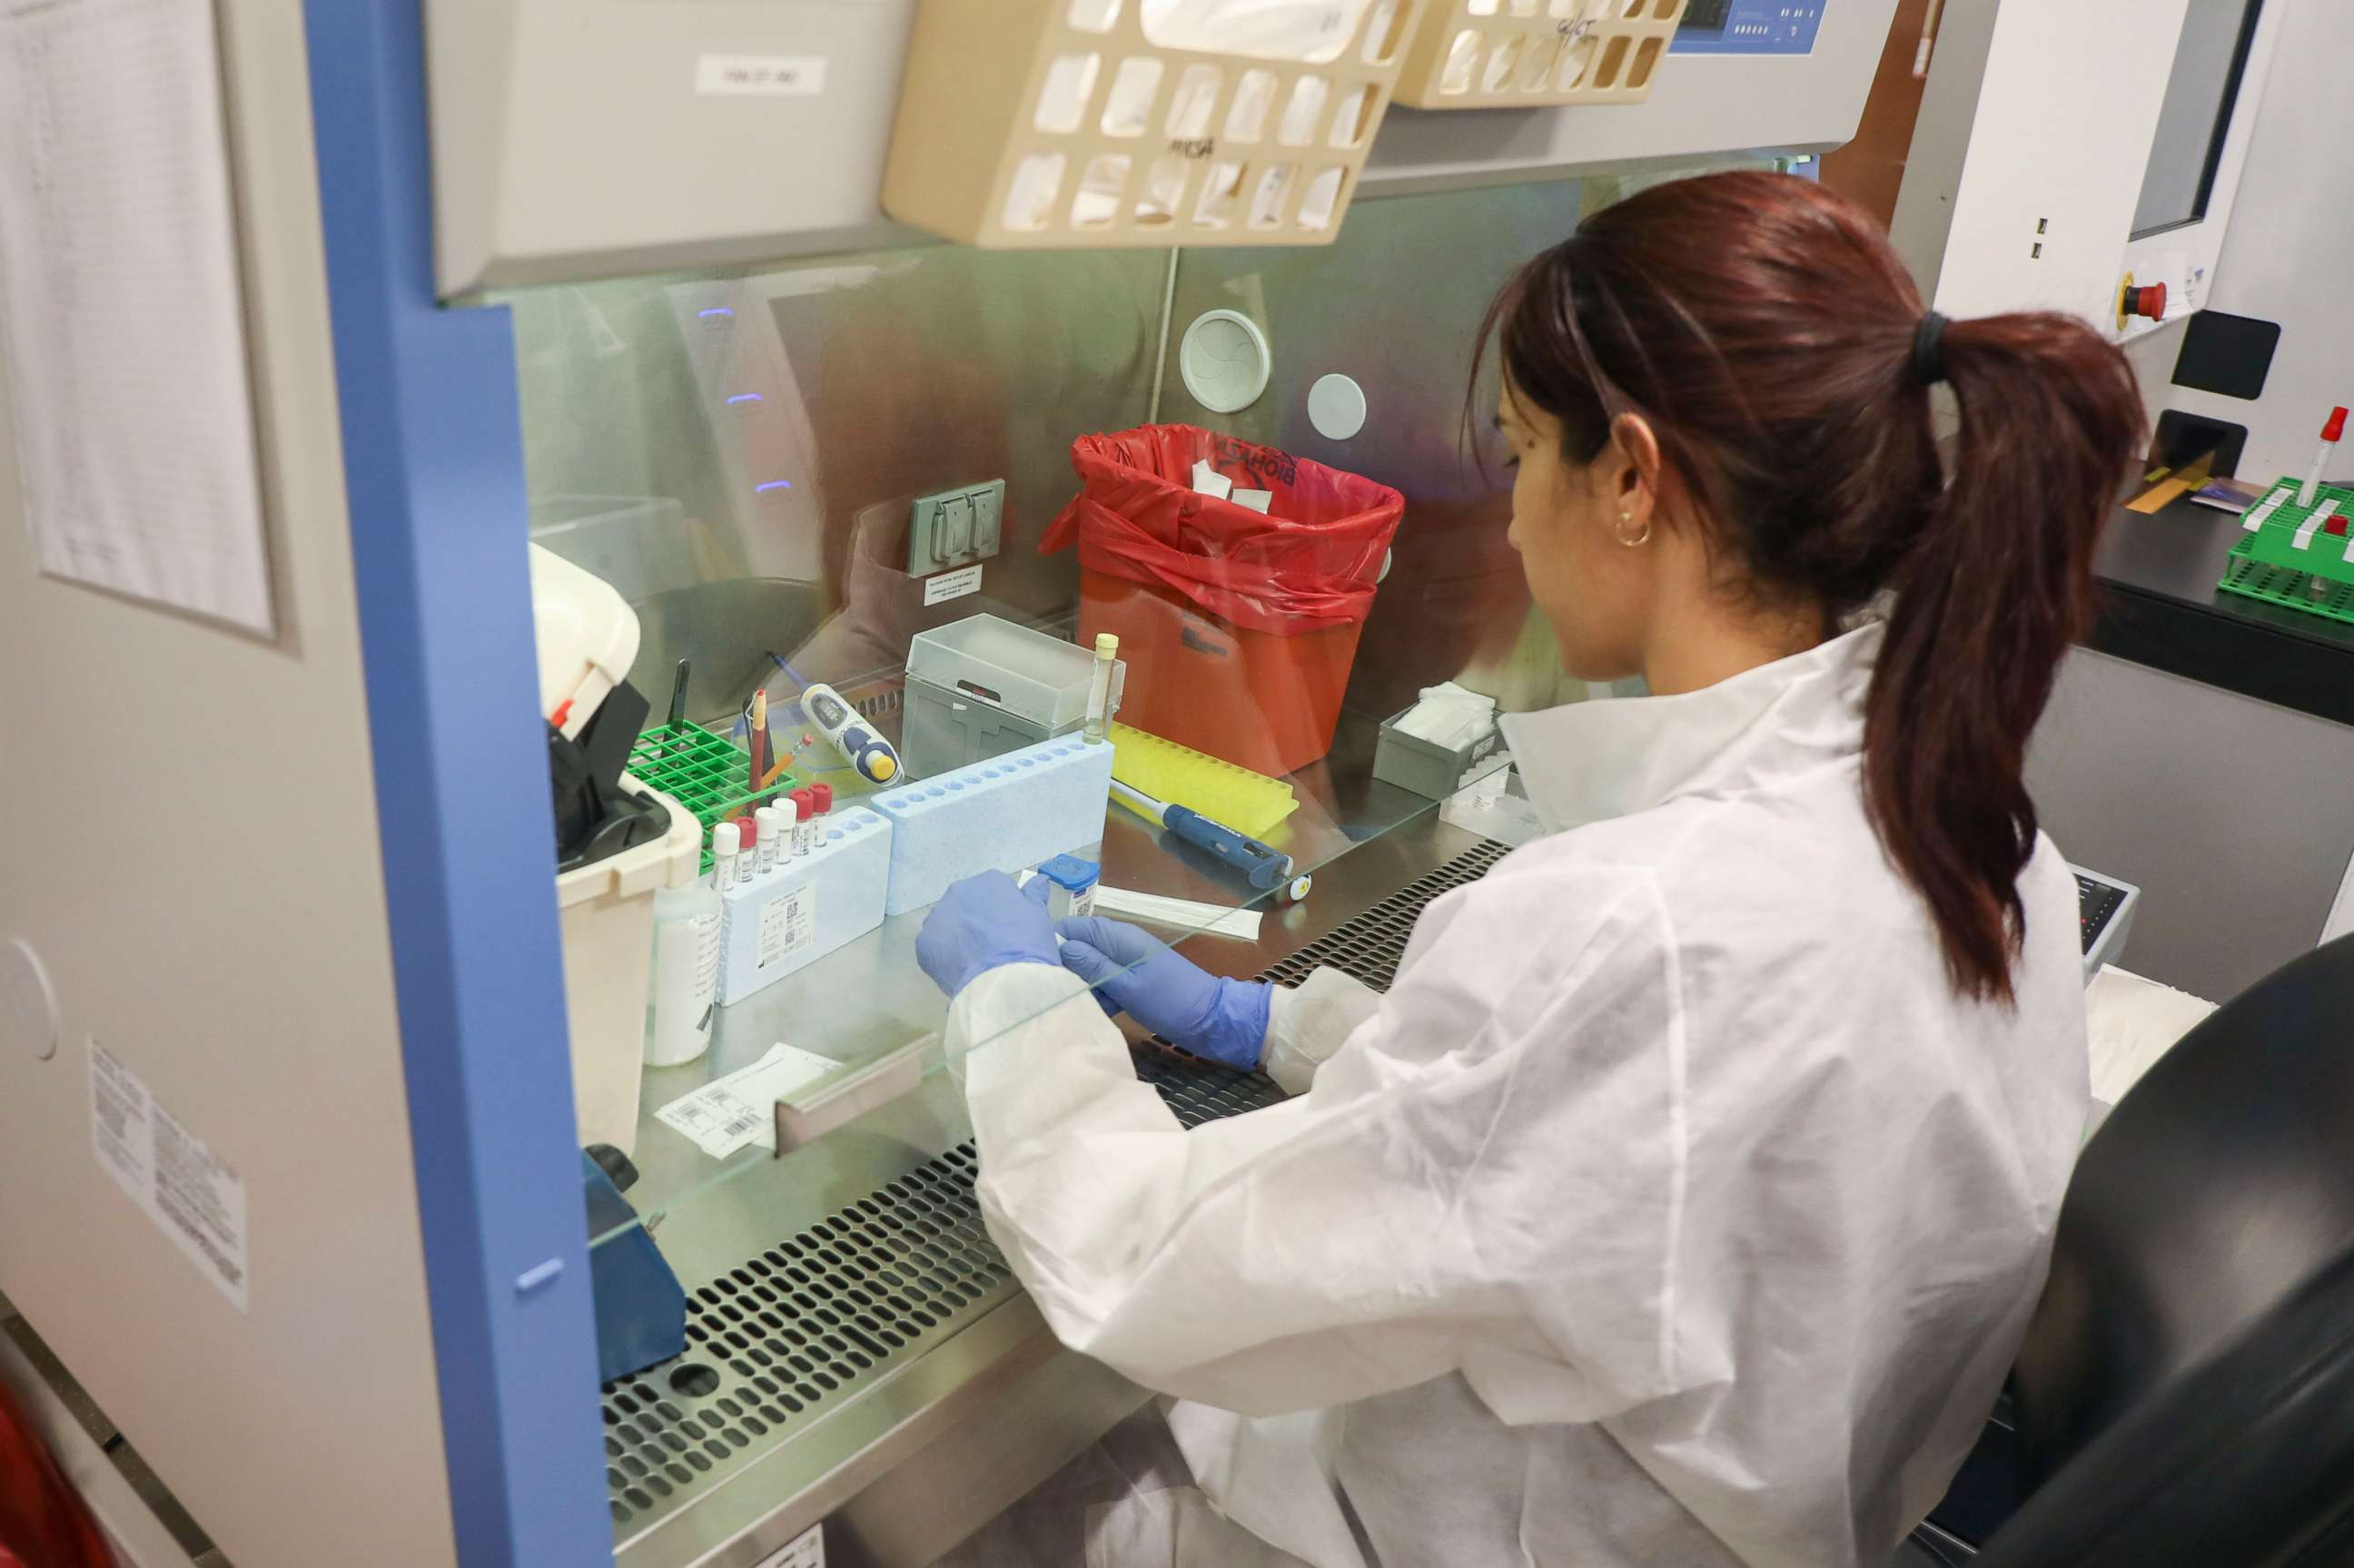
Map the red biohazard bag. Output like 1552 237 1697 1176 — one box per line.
1041 426 1406 775
0 1379 114 1568
1040 426 1404 635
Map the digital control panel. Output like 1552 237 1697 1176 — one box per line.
1673 0 1826 54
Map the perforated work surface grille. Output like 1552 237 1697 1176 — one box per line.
605 837 1508 1534
1255 837 1509 992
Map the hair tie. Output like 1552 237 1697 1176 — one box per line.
1912 311 1951 387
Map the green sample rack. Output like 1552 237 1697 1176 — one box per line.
2218 480 2354 626
626 720 801 871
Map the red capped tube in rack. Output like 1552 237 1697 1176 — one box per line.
2301 406 2349 508
790 788 815 856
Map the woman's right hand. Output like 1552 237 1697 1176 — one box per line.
1053 916 1273 1071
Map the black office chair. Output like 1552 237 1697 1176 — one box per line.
1896 934 2354 1565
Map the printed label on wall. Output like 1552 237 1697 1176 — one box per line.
89 1040 249 1311
923 564 984 606
696 54 828 96
757 885 817 970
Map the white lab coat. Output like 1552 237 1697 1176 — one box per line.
946 624 2090 1568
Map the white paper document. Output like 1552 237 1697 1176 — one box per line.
0 0 274 633
655 1043 841 1159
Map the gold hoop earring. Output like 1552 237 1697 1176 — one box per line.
1614 509 1652 548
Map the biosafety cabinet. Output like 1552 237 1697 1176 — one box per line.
0 2 1889 1564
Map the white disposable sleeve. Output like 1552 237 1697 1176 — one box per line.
1261 967 1381 1096
948 863 1690 1419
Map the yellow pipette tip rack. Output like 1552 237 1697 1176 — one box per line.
1107 723 1300 841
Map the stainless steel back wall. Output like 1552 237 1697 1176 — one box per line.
498 247 1171 721
500 171 1774 731
1156 168 1774 720
1158 182 1587 721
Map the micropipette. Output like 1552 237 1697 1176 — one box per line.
1111 779 1310 902
800 683 901 785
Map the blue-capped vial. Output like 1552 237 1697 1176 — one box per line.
1036 854 1102 920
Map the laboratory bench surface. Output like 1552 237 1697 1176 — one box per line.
2092 495 2354 728
618 708 1448 1230
604 714 1492 1568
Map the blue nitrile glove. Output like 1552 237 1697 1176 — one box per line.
1053 916 1274 1070
916 873 1060 997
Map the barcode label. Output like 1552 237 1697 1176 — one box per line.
757 886 818 970
653 1043 840 1161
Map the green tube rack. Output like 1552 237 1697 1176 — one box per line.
626 720 801 871
2217 479 2354 626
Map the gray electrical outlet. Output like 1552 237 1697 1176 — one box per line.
908 479 1006 576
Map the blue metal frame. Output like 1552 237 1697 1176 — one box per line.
303 2 610 1562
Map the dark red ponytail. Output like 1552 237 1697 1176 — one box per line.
1478 171 2144 1001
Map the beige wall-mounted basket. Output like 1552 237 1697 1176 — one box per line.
1394 0 1686 109
883 0 1427 248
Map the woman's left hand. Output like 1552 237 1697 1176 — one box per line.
915 872 1061 997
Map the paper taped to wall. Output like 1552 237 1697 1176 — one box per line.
0 0 274 634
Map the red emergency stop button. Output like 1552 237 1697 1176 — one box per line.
2123 281 2168 321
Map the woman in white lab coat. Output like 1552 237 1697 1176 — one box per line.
913 170 2145 1568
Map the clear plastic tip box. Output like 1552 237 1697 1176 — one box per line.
903 613 1125 776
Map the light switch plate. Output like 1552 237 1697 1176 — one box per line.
909 479 1006 577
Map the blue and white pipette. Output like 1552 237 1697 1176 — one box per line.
1111 779 1311 902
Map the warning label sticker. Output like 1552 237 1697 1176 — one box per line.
90 1041 248 1312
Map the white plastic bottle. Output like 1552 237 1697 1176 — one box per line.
645 854 723 1068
